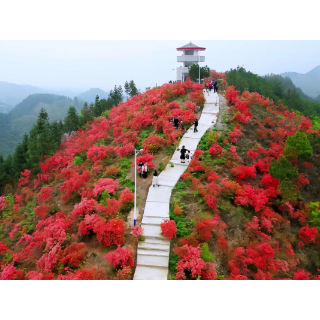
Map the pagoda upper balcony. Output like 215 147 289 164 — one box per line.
177 55 205 63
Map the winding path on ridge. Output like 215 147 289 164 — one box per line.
133 90 220 280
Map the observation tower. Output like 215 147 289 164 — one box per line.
176 42 206 82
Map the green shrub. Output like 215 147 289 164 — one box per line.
284 130 313 160
309 202 320 229
201 243 215 262
169 253 179 274
119 157 132 173
279 179 298 201
270 156 299 180
157 162 165 171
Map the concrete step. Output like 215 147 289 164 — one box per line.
142 216 166 225
137 248 169 257
133 266 168 280
143 238 171 245
137 254 169 268
138 241 170 251
142 224 166 239
146 186 173 203
143 201 169 218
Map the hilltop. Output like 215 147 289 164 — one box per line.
1 71 320 280
281 65 320 98
78 88 109 103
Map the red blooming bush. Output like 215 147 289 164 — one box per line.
58 267 105 280
298 225 317 245
78 214 101 236
132 226 143 238
93 178 119 196
105 246 134 269
235 184 268 212
174 245 217 280
94 218 126 247
60 242 87 267
230 165 256 183
142 134 165 154
160 220 177 239
0 265 25 280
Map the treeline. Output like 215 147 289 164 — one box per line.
0 80 139 194
226 66 320 118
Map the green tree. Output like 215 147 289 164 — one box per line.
26 108 52 171
93 95 101 116
80 102 93 126
12 133 29 177
129 80 139 97
188 64 210 82
270 156 299 181
64 106 80 133
124 81 130 99
284 130 313 161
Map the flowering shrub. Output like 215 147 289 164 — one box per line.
93 178 119 196
94 218 126 247
160 220 177 239
105 246 134 269
174 245 217 280
132 226 143 238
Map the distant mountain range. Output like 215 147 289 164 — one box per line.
0 101 13 113
78 88 109 104
0 81 109 112
0 93 84 158
281 65 320 98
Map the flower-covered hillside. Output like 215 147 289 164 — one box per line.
0 79 204 280
168 86 320 280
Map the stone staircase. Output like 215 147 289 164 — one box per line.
133 91 219 280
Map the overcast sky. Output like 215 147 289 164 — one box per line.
1 40 320 91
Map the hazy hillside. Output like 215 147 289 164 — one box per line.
78 88 109 103
0 101 13 114
0 81 84 107
281 65 320 98
0 94 84 157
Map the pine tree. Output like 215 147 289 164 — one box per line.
64 106 80 133
93 95 101 116
124 81 130 99
26 108 51 171
80 102 93 126
129 80 139 97
12 133 29 177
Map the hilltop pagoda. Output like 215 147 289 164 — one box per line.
176 42 206 82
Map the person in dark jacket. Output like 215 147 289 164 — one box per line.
174 117 179 129
194 118 199 133
214 82 218 93
180 145 190 163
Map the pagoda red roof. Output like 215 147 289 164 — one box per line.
177 42 206 51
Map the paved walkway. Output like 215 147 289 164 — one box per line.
133 90 219 280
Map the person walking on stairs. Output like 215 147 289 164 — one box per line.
194 118 199 133
214 81 218 93
142 163 148 179
152 170 159 187
180 145 190 164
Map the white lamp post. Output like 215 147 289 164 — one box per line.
198 55 201 84
134 148 143 226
